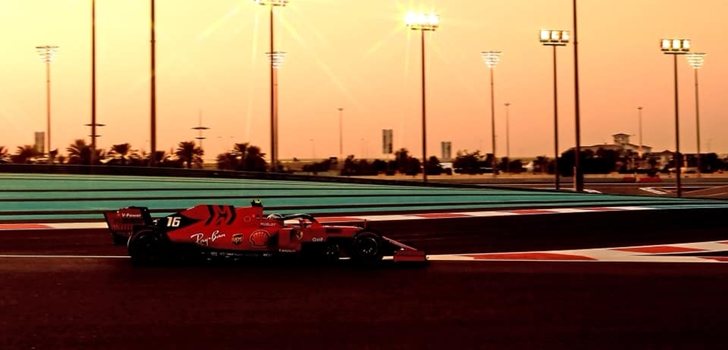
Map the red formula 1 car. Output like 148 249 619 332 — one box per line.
104 201 425 264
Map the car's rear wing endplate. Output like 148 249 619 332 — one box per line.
103 207 153 237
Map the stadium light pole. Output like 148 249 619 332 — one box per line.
540 29 569 190
481 51 501 176
255 0 288 171
637 106 643 156
338 107 344 159
661 38 691 198
504 102 511 173
686 52 706 178
572 0 584 192
193 111 210 151
36 45 59 158
90 0 99 165
149 0 157 165
406 11 439 183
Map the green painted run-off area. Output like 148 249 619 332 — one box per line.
0 173 726 222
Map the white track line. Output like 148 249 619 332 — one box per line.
429 240 728 264
0 254 128 259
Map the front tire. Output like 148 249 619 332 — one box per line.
350 231 383 264
128 229 168 265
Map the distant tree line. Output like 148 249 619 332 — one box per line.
0 140 266 171
4 140 727 176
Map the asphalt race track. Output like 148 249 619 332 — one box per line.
3 212 728 349
4 257 728 349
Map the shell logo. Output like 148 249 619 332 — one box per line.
249 230 271 247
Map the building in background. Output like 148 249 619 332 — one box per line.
34 132 45 154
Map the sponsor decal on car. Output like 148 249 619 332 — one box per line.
190 230 226 246
249 230 271 247
232 233 243 245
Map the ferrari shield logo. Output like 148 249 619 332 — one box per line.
232 233 243 245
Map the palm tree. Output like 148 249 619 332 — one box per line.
66 139 104 165
216 143 267 172
109 143 133 165
0 146 9 163
240 143 267 172
175 141 203 169
12 145 39 164
66 139 90 164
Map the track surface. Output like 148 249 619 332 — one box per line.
3 258 728 349
3 212 728 349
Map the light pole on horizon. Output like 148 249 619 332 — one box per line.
90 0 100 165
572 0 584 192
193 112 210 151
338 107 343 159
686 52 706 178
504 102 511 173
540 29 569 190
255 0 288 172
406 11 439 183
149 0 157 165
36 45 59 158
661 38 691 198
481 50 501 176
637 106 643 157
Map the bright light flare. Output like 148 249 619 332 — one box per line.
661 38 691 53
405 11 439 31
254 0 288 6
539 30 569 46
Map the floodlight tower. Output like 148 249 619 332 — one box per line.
686 52 706 178
255 0 288 171
540 29 569 189
661 38 691 197
406 11 439 183
481 50 501 175
36 45 59 157
193 112 210 150
150 0 157 165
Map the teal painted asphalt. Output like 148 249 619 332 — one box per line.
0 173 726 222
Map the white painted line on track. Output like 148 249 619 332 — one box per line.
429 240 728 264
0 254 128 259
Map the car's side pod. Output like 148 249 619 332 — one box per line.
104 207 154 244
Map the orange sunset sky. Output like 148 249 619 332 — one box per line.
0 0 726 161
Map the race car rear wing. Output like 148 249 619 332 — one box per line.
103 206 153 238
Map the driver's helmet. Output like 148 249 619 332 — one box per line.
266 213 284 221
251 199 263 207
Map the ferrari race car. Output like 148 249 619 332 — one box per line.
104 202 425 264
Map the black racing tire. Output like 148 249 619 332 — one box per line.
350 231 384 264
128 229 168 265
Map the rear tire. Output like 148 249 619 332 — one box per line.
128 229 168 265
350 231 383 264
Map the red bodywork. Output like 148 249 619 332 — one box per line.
104 204 426 263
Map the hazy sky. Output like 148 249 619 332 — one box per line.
1 0 726 161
